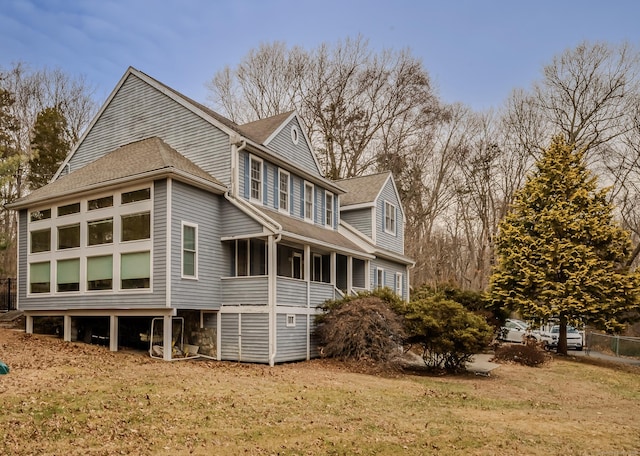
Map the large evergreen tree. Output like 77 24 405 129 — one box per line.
27 105 70 190
490 136 639 354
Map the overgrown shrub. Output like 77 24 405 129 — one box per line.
494 339 550 367
315 292 405 362
411 283 508 331
403 295 493 372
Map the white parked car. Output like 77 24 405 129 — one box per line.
539 325 583 351
498 319 537 343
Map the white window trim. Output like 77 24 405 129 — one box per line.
384 200 396 235
26 185 153 296
376 267 385 289
249 155 263 203
325 192 333 227
304 181 314 223
291 126 299 145
181 221 198 280
286 314 296 327
395 272 403 297
278 169 290 214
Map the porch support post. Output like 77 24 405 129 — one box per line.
304 245 311 361
365 259 371 291
268 234 277 366
109 315 118 352
163 315 172 361
347 256 353 296
63 314 72 342
25 314 33 334
330 252 336 287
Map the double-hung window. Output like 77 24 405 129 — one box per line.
279 170 290 212
325 192 333 227
384 201 396 235
304 182 314 222
182 223 197 278
250 156 262 202
395 272 403 298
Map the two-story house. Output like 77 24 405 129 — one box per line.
8 67 413 364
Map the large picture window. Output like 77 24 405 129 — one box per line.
58 224 80 249
250 156 262 201
87 255 113 291
30 229 51 253
122 212 150 241
121 251 150 289
182 223 197 278
30 262 50 293
88 218 113 245
57 258 80 292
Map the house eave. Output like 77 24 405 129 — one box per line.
7 168 227 211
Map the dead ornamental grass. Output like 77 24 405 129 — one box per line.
0 328 639 455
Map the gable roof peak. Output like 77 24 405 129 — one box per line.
239 111 297 145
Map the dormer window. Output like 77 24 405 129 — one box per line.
250 156 263 202
384 201 396 235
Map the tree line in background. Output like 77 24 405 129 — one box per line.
0 63 97 275
208 37 640 295
3 39 640 304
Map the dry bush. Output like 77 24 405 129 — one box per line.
494 339 551 367
315 295 405 362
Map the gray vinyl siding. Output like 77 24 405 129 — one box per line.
370 258 407 301
309 282 335 308
277 278 307 307
265 117 322 178
221 277 269 305
220 199 263 237
17 180 168 310
67 74 231 185
170 180 224 310
341 208 373 238
220 313 269 362
275 313 308 362
240 313 269 362
220 313 239 360
375 179 404 254
239 150 338 230
17 209 27 308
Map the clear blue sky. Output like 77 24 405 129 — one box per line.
2 0 639 111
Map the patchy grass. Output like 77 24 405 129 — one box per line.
1 329 639 455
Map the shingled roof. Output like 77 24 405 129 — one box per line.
261 208 371 257
238 111 295 145
9 137 225 209
335 172 391 207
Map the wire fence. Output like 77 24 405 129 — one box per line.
586 331 640 359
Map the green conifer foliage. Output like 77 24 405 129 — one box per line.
27 106 69 190
490 136 639 354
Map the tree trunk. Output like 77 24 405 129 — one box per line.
558 314 568 355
